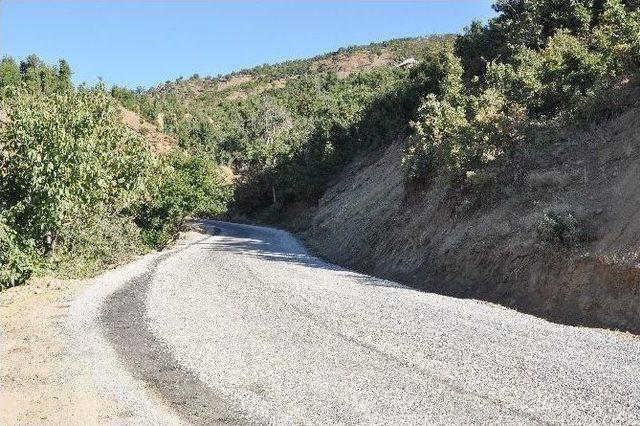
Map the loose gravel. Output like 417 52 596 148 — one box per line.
139 220 640 425
67 246 189 425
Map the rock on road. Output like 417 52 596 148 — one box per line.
93 220 639 424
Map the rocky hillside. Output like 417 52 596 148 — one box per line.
149 35 452 101
301 86 640 333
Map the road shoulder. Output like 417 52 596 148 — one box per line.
0 278 125 424
0 232 205 425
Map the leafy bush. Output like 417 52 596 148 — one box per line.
404 76 525 181
498 31 607 117
535 210 581 247
0 86 155 256
134 151 231 246
47 215 147 279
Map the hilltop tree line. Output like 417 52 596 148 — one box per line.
0 54 72 96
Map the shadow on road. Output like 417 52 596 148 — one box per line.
194 220 409 290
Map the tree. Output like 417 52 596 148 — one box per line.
134 151 231 246
0 57 21 93
0 86 155 255
57 59 72 90
19 53 42 74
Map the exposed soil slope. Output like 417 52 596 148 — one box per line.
118 105 175 154
305 90 640 332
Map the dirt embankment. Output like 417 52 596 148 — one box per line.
302 91 640 332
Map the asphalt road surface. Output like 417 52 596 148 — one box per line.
92 220 639 425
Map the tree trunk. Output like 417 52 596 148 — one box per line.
44 232 57 258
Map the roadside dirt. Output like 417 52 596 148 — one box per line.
0 230 207 424
0 279 125 425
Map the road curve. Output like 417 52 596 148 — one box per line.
100 220 639 425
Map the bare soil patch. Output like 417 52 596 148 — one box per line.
0 279 126 425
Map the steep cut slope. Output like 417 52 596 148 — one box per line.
306 89 640 332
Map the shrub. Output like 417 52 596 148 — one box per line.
1 60 234 288
47 215 147 279
0 86 155 256
403 94 468 179
404 86 524 181
0 217 37 289
134 151 231 246
592 0 640 77
535 210 581 247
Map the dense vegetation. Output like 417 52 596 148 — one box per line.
0 56 230 288
111 35 454 211
112 0 640 217
2 0 639 288
405 0 640 182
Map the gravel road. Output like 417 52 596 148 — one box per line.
96 220 639 425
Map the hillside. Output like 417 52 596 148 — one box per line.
3 0 639 332
110 34 456 213
213 0 640 332
298 85 640 332
147 35 453 101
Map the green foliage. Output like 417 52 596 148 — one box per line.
134 151 231 246
405 87 524 180
0 86 155 255
1 54 73 99
536 209 581 247
404 47 525 180
0 217 37 289
46 215 147 279
491 30 607 117
112 36 452 211
406 0 640 183
0 57 21 95
1 68 233 286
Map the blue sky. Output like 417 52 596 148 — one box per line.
1 1 495 89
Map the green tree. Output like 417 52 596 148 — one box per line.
0 86 154 255
0 57 21 94
57 59 73 91
135 151 231 246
